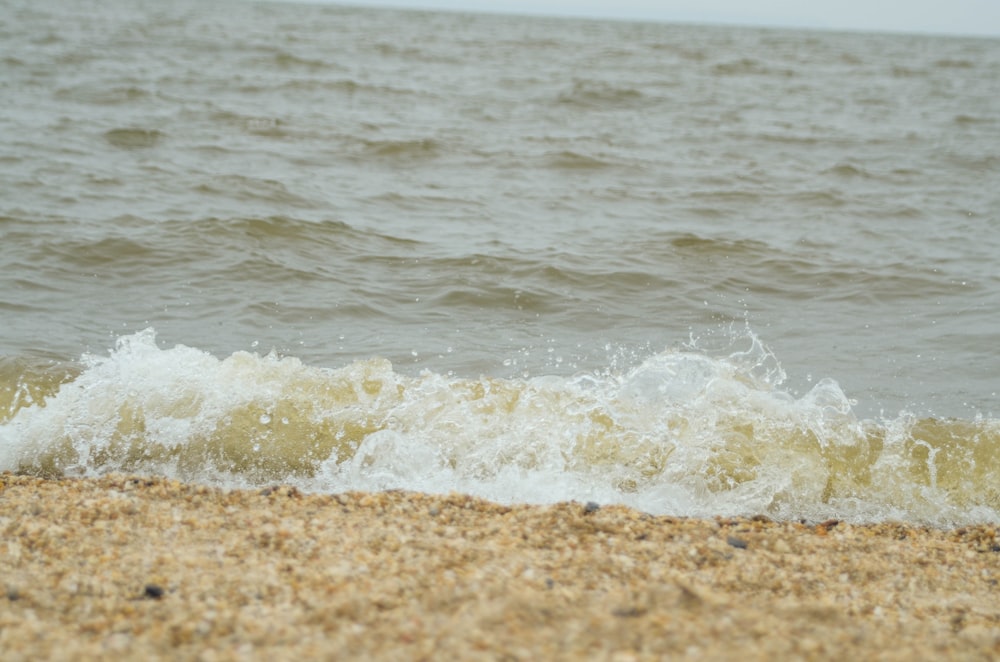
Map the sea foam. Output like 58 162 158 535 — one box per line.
2 329 998 527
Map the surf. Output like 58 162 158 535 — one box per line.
2 328 998 527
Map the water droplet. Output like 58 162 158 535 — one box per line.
259 413 272 425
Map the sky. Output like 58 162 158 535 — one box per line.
311 0 1000 37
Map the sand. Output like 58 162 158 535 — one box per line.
1 473 998 660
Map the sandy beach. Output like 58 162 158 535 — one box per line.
1 473 998 660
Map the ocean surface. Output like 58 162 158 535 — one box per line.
2 0 999 525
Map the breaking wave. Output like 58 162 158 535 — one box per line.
3 329 998 527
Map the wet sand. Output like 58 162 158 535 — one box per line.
1 473 998 660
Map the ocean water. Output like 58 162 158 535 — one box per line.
2 0 999 526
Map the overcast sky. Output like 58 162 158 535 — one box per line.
310 0 1000 37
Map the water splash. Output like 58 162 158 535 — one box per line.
2 328 998 526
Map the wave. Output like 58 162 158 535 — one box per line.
543 150 616 170
2 329 998 527
555 80 648 109
193 175 321 208
360 138 443 160
103 128 164 149
711 58 795 77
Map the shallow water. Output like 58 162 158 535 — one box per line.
2 0 999 524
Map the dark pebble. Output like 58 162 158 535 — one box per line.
611 606 646 618
143 584 165 600
726 536 749 549
584 501 600 513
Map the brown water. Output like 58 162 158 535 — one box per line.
2 0 999 524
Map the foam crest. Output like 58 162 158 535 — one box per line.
2 329 998 526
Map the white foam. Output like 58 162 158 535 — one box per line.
2 328 998 526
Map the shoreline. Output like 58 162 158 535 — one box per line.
2 473 999 659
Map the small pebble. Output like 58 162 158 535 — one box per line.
143 584 165 600
727 536 748 549
584 501 600 514
611 606 645 618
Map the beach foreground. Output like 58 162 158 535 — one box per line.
1 474 998 660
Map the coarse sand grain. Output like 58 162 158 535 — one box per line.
1 473 999 660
